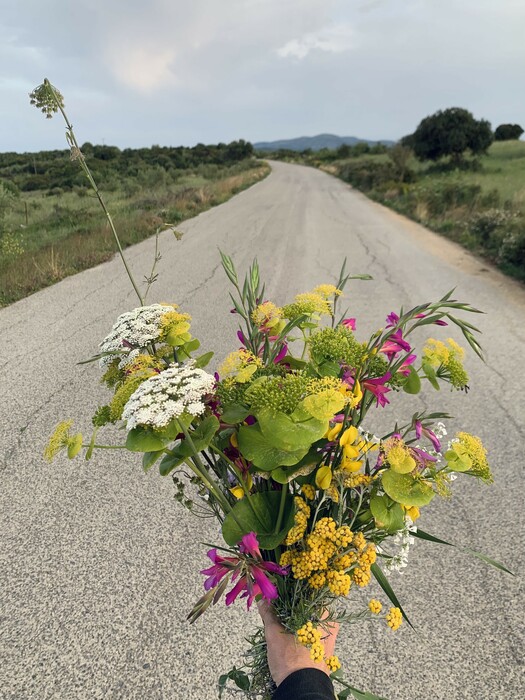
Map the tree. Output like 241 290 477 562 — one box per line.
409 108 493 162
494 123 524 141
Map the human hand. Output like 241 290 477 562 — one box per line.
257 601 339 687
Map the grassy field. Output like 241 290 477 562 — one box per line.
301 140 525 282
0 159 269 306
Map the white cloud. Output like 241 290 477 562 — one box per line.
277 23 355 60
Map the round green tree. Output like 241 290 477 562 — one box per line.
409 107 493 162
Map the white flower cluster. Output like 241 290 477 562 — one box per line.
99 304 171 368
383 518 417 575
122 362 215 430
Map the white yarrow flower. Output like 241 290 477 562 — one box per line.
122 362 215 430
99 304 172 368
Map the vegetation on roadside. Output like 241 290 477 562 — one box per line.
267 139 525 283
0 144 268 306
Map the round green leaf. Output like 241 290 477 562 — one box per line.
381 469 435 507
238 423 308 471
126 427 167 452
402 365 422 395
370 494 405 533
257 407 326 451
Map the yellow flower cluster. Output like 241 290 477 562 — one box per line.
455 432 492 482
368 599 382 614
43 420 83 462
385 607 403 631
343 473 372 489
296 621 341 671
301 484 316 500
284 497 310 545
158 308 192 345
423 338 469 389
325 655 341 673
313 284 343 299
281 513 376 595
283 292 333 320
218 349 262 383
251 301 284 333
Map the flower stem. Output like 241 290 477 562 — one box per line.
44 79 144 306
273 484 288 534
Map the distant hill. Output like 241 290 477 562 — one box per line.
253 133 395 152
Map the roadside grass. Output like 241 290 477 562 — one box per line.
0 161 269 306
303 141 525 282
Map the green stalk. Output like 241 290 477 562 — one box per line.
44 79 144 306
273 485 288 535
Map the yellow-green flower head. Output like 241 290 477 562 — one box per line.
251 301 285 334
423 338 469 389
313 284 342 300
308 326 365 367
282 292 333 320
446 432 493 483
158 309 192 346
218 349 262 383
246 372 308 414
383 437 416 474
44 420 83 462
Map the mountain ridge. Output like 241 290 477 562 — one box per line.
254 133 396 152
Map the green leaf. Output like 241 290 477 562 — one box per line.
159 451 186 476
257 407 327 451
318 360 342 377
142 450 163 472
381 469 435 507
222 490 295 548
220 404 251 424
413 529 514 575
184 337 201 353
194 351 214 369
422 361 440 390
335 684 388 700
126 427 167 452
370 563 413 628
238 423 308 471
402 365 421 394
370 494 405 533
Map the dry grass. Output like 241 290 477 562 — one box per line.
0 163 269 306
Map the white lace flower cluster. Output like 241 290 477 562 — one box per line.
99 304 171 368
122 362 215 430
383 519 417 575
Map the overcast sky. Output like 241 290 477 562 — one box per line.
1 0 524 152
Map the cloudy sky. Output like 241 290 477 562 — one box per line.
2 0 524 152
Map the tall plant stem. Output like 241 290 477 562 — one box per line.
273 484 288 535
44 79 144 306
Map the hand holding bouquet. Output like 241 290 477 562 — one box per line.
46 254 509 699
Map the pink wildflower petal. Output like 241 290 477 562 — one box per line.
239 532 262 559
237 330 247 346
273 343 288 364
251 566 278 601
386 312 399 328
262 561 289 576
342 318 356 330
435 319 448 326
225 576 248 606
363 372 392 408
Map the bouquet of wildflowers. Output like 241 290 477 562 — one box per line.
46 253 511 700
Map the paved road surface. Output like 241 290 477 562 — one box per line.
1 161 523 700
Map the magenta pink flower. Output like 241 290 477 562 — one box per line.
415 312 448 326
397 354 417 377
362 372 392 407
414 420 442 452
380 329 412 361
342 318 356 330
200 532 287 610
385 311 399 328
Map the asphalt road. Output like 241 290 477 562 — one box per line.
1 161 523 700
